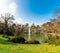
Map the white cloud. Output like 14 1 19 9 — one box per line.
0 0 24 24
0 0 18 15
9 2 17 10
0 0 7 14
13 17 23 24
9 2 17 15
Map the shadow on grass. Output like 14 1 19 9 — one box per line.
0 38 11 44
0 37 21 45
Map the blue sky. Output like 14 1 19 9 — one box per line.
15 0 60 25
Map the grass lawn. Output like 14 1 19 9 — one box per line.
0 36 60 53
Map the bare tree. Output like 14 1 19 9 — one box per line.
0 13 15 37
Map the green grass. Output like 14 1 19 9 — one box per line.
0 36 60 53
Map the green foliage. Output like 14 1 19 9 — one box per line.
0 36 60 53
9 36 26 43
56 39 60 45
25 38 40 44
47 34 56 45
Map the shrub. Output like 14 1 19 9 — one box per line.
56 39 60 45
44 40 48 43
47 34 56 45
25 38 40 44
56 36 60 39
9 36 25 43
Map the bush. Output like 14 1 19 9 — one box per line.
56 39 60 45
25 38 40 44
47 34 56 45
44 40 48 43
9 36 25 43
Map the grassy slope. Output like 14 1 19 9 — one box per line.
0 37 60 53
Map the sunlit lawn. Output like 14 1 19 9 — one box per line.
0 36 60 53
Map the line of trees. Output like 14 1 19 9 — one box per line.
0 8 60 37
0 13 41 37
40 8 60 36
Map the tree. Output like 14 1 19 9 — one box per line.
24 23 29 34
0 13 14 37
25 23 29 27
0 22 4 34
